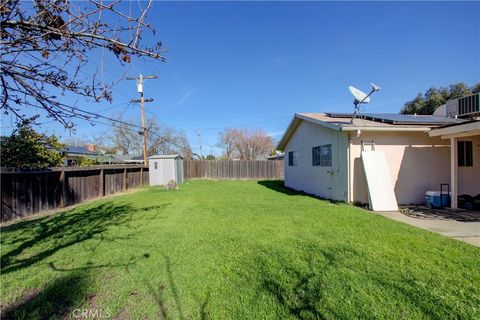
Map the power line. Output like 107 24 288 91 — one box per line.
20 51 139 107
144 106 167 126
0 120 56 130
117 102 133 119
27 102 144 130
189 115 293 132
79 117 166 140
97 102 131 114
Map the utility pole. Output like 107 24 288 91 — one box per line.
196 130 204 159
126 74 157 166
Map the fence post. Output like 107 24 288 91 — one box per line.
60 169 67 207
99 169 104 197
140 167 144 185
123 167 127 191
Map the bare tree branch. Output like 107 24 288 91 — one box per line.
1 0 165 127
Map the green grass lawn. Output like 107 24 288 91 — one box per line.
1 180 479 320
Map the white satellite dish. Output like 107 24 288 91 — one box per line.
349 86 371 104
348 83 381 123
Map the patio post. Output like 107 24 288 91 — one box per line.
450 137 458 210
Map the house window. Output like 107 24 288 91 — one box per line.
312 146 321 166
154 161 158 169
458 141 473 167
320 144 332 166
312 144 332 166
288 151 298 166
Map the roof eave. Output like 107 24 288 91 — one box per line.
429 121 480 137
276 115 300 151
342 126 432 132
277 113 345 151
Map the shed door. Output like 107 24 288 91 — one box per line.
157 161 164 185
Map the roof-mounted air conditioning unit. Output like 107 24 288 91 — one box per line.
444 93 479 118
457 93 479 117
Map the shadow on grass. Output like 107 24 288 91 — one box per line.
1 271 92 320
199 292 211 320
257 180 343 204
139 255 189 320
256 244 360 320
254 240 479 319
257 180 302 196
135 255 211 320
0 201 167 275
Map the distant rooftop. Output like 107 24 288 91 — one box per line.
66 146 98 155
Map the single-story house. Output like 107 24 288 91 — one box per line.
277 95 479 208
65 145 145 165
65 145 99 165
108 154 144 164
266 153 285 160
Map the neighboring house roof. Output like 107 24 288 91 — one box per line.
111 154 144 161
76 154 117 163
66 146 98 155
266 153 285 160
149 154 183 160
254 154 269 161
277 112 466 150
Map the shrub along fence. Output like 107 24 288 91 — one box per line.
1 165 149 222
183 160 284 180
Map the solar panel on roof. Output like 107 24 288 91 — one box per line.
362 113 463 124
325 112 464 125
325 112 354 118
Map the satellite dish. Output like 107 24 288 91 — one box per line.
348 83 381 123
349 86 371 104
370 83 381 92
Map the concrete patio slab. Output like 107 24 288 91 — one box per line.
376 211 480 247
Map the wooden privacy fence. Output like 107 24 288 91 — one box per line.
1 165 149 222
183 160 284 180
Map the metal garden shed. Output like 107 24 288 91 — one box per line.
148 155 184 186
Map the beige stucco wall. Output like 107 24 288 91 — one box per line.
284 121 478 205
457 135 480 195
349 131 451 205
284 121 349 201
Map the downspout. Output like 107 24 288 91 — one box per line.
347 130 352 203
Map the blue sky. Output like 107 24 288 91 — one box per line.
2 1 479 155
